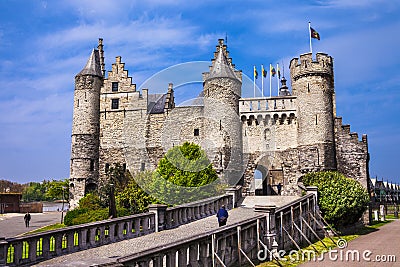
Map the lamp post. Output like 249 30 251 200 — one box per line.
61 186 66 224
109 183 117 218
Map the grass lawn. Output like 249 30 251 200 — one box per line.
21 223 66 236
256 220 394 267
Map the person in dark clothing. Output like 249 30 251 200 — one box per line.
24 212 31 227
277 183 282 195
216 205 228 227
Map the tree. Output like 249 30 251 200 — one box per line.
140 142 222 205
302 171 370 227
45 179 69 201
115 171 158 214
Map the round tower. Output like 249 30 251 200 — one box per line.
290 52 336 170
203 39 243 185
69 47 103 209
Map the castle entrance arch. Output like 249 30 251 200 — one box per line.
251 153 283 195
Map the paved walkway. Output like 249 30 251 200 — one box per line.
35 196 300 266
35 207 260 266
0 212 62 238
300 220 400 267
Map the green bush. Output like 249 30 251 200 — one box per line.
302 171 370 227
64 194 132 226
64 208 87 226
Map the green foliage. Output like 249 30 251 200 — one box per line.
78 193 102 210
64 207 88 226
64 193 130 226
157 142 218 187
22 179 69 202
140 142 222 205
115 171 159 214
302 171 370 227
45 180 69 201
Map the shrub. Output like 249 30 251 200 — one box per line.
302 171 370 227
64 208 87 226
64 194 132 226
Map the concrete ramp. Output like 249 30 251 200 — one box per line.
240 196 301 208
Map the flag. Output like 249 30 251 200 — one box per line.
270 65 276 77
310 27 320 40
261 65 267 78
277 65 281 79
254 66 258 79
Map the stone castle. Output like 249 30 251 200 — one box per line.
69 38 370 208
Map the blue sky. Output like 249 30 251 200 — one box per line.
0 0 399 184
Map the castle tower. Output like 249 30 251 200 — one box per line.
290 53 336 170
69 46 103 209
203 39 243 185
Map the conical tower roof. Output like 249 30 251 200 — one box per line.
77 49 102 77
208 45 238 80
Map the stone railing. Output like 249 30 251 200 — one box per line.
115 215 266 267
0 187 241 266
0 212 155 266
274 187 319 250
107 189 320 267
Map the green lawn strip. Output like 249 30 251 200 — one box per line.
19 223 66 236
257 220 393 267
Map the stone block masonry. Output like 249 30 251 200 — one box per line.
68 38 370 206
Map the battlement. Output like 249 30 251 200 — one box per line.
334 117 368 147
290 52 333 81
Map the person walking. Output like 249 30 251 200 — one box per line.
24 212 31 227
216 205 228 227
277 183 282 195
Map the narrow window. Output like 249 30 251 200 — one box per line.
105 163 110 173
112 82 118 92
219 120 222 131
77 99 79 107
123 163 126 172
90 160 94 171
111 99 119 109
266 101 269 110
307 83 310 93
140 163 145 171
249 101 253 111
315 114 318 125
257 101 261 110
194 128 200 136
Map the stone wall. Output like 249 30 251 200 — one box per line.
334 117 369 189
70 74 102 209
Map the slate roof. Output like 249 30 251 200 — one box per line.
77 49 102 77
148 94 167 114
208 46 238 80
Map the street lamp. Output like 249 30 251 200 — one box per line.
109 183 117 218
61 186 66 224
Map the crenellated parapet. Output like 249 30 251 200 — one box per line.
290 53 334 82
334 117 369 189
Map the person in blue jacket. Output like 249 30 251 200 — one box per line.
216 205 229 226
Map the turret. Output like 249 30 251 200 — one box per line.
290 53 336 169
202 39 243 184
69 44 103 209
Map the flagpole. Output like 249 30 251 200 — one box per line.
309 21 313 54
261 64 264 97
253 65 256 98
276 63 280 96
269 64 272 97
